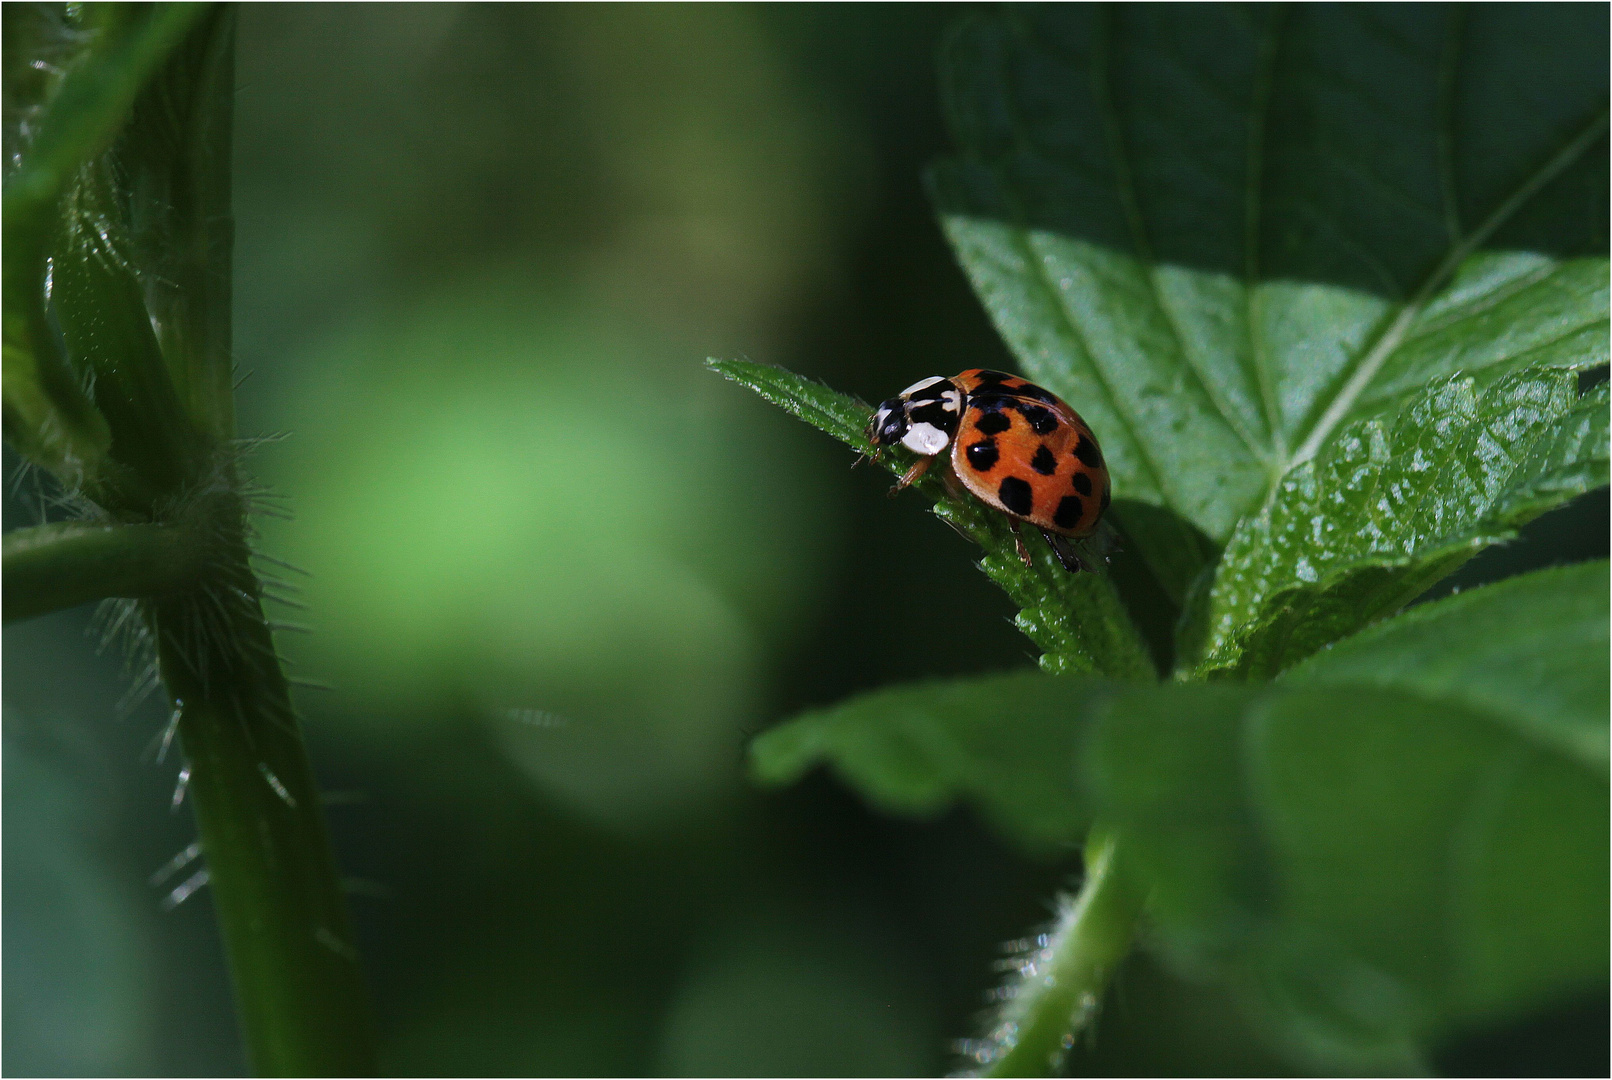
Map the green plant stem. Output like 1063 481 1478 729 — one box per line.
150 491 375 1076
4 5 375 1072
2 520 201 623
979 830 1142 1077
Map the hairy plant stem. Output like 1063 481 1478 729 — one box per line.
2 520 201 623
4 8 377 1069
149 487 375 1075
974 830 1142 1077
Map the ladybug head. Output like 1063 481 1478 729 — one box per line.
866 376 961 457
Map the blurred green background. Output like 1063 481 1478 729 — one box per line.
4 5 1605 1075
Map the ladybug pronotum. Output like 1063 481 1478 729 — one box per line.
865 369 1113 573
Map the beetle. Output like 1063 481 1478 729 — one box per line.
866 369 1112 572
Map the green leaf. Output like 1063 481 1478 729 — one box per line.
1284 561 1610 772
708 358 1154 679
750 671 1110 856
933 5 1609 609
1084 680 1608 1068
1187 370 1609 677
751 562 1607 1068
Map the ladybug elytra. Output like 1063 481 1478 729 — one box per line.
866 369 1113 573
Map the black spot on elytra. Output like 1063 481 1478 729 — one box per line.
965 440 999 471
1054 495 1084 529
1073 436 1103 468
1018 404 1058 435
1100 487 1111 512
1030 445 1057 475
998 476 1034 516
1012 382 1059 405
973 410 1011 436
1072 472 1093 496
973 370 1013 384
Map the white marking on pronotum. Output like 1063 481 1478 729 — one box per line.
259 764 297 808
150 841 203 887
901 422 951 455
161 869 210 911
899 375 945 395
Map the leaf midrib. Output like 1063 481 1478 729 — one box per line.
1288 106 1611 469
964 11 1608 540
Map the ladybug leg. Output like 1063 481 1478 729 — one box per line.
1044 528 1108 575
1007 520 1033 567
1040 528 1083 574
887 455 932 496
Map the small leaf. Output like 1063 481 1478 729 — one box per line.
933 5 1609 606
1284 561 1610 771
1187 370 1608 677
750 672 1112 855
708 359 1154 679
706 357 872 451
1084 679 1608 1068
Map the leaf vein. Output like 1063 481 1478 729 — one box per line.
1289 106 1610 467
1246 10 1285 461
1090 8 1269 467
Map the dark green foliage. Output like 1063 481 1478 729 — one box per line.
751 671 1103 856
1092 571 1610 1072
753 566 1609 1073
1284 561 1608 769
931 4 1606 621
725 5 1609 1074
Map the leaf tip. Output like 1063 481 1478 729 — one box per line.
746 722 820 788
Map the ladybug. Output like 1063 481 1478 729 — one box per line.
865 369 1112 572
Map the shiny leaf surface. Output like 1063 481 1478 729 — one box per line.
1188 372 1609 676
933 5 1609 610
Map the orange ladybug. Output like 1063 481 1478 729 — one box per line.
865 369 1112 572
